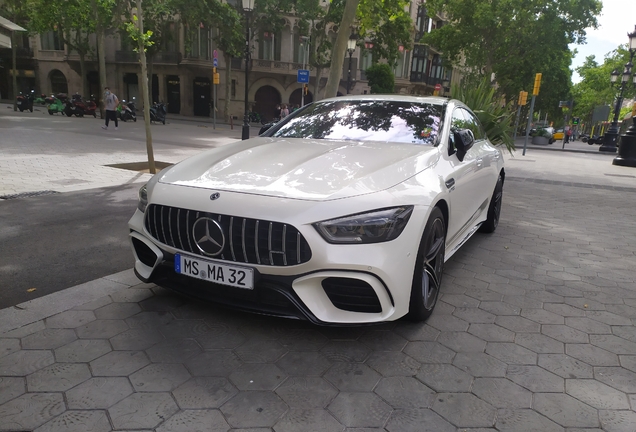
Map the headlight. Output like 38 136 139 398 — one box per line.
137 184 148 212
314 206 414 244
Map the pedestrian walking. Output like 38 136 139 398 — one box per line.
102 87 119 130
564 128 571 144
274 104 281 121
280 104 289 118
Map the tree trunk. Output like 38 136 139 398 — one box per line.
92 0 107 118
224 52 232 123
12 31 17 111
323 0 359 99
147 56 154 103
136 0 156 174
313 67 322 101
79 53 89 98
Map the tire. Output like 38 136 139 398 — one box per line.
133 117 137 122
406 207 446 321
29 106 33 113
48 110 54 115
93 112 97 118
479 174 504 233
162 118 165 125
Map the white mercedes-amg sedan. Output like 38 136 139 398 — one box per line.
128 95 505 325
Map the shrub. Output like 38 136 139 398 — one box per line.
365 64 395 94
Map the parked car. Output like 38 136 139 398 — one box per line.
128 95 505 324
553 129 564 140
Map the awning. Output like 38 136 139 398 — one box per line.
0 15 26 49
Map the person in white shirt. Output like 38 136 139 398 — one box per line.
102 87 119 130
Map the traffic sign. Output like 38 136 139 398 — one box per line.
297 69 309 83
213 58 218 67
434 83 442 91
213 49 218 59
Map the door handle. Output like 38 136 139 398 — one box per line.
445 178 455 189
476 158 483 167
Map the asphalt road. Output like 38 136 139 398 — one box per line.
0 183 139 309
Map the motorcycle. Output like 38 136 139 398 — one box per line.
47 96 66 115
16 90 35 112
119 97 137 122
587 135 604 145
149 102 167 124
64 98 84 117
33 93 48 105
71 93 97 118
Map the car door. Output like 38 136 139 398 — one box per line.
443 106 481 246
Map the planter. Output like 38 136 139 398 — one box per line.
531 135 550 145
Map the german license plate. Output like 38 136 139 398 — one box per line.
175 253 254 289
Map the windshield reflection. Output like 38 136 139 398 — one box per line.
271 100 442 145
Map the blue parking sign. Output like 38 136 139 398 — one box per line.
297 69 309 83
213 58 218 67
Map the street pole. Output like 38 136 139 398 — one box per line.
242 10 250 140
347 50 353 94
523 95 536 156
513 104 522 141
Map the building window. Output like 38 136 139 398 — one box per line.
415 5 430 42
164 22 177 52
231 79 236 98
393 50 410 79
428 54 444 85
40 31 63 51
410 45 428 83
293 34 310 65
259 31 281 61
190 24 210 59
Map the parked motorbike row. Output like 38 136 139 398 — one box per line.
15 90 166 124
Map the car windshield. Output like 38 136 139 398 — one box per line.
270 100 443 145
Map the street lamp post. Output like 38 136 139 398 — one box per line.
613 26 636 167
241 0 255 140
346 33 358 94
601 26 636 155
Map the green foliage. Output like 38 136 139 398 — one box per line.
357 0 412 66
423 0 602 120
365 63 395 94
450 77 515 152
535 128 552 138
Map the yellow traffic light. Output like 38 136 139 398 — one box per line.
533 73 542 96
518 91 528 106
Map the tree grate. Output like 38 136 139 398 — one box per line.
0 190 60 200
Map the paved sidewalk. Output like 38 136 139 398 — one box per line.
1 109 636 431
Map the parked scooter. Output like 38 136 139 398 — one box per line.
149 102 167 124
70 93 97 118
47 96 66 115
119 97 137 122
33 93 48 105
16 90 35 112
64 98 83 117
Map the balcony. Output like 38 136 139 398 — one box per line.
115 51 181 64
115 50 138 63
37 50 66 61
251 59 312 75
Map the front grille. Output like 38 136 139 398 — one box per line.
322 277 382 313
144 204 312 266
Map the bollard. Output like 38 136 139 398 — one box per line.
230 116 233 129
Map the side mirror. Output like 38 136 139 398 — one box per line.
453 129 475 161
259 121 277 136
133 97 136 100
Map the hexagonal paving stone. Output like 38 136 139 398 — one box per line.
274 409 343 432
145 338 202 363
542 324 589 344
365 351 420 377
90 350 150 376
109 392 179 429
0 350 55 376
594 366 636 393
357 330 408 351
130 363 191 391
221 391 288 428
437 331 487 353
392 323 440 342
566 379 631 410
477 301 520 317
110 287 154 303
537 354 594 379
195 325 245 349
156 409 230 432
54 339 112 363
586 311 632 326
621 355 636 373
328 392 391 428
275 377 337 409
125 310 175 329
172 377 237 409
385 408 455 432
75 319 128 339
276 351 332 376
506 365 564 393
432 392 496 428
485 342 537 365
591 335 636 355
468 323 515 342
94 302 142 319
186 351 243 377
0 377 25 405
452 307 497 324
0 338 20 359
229 363 287 390
324 362 381 392
403 341 455 364
496 408 563 432
33 410 112 432
599 410 636 432
278 330 329 351
44 310 96 328
157 318 212 339
21 328 77 350
425 314 470 332
416 364 473 392
374 376 435 409
66 377 134 409
27 363 91 391
515 333 564 354
471 377 532 409
109 328 164 351
566 344 619 366
534 393 600 428
565 317 611 334
235 339 288 363
453 352 507 377
0 393 65 431
520 308 564 325
139 293 186 311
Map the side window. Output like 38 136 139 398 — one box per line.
449 108 468 151
460 108 486 141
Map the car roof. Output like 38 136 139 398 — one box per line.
319 94 450 106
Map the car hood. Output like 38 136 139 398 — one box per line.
159 137 439 200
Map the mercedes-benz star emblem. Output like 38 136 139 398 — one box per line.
210 192 220 200
192 217 225 256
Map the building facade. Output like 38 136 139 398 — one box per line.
0 1 454 121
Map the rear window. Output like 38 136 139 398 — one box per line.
269 100 443 145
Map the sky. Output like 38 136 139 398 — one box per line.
570 0 636 83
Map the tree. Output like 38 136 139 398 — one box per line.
323 0 359 98
423 0 602 118
0 0 29 110
365 63 394 93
